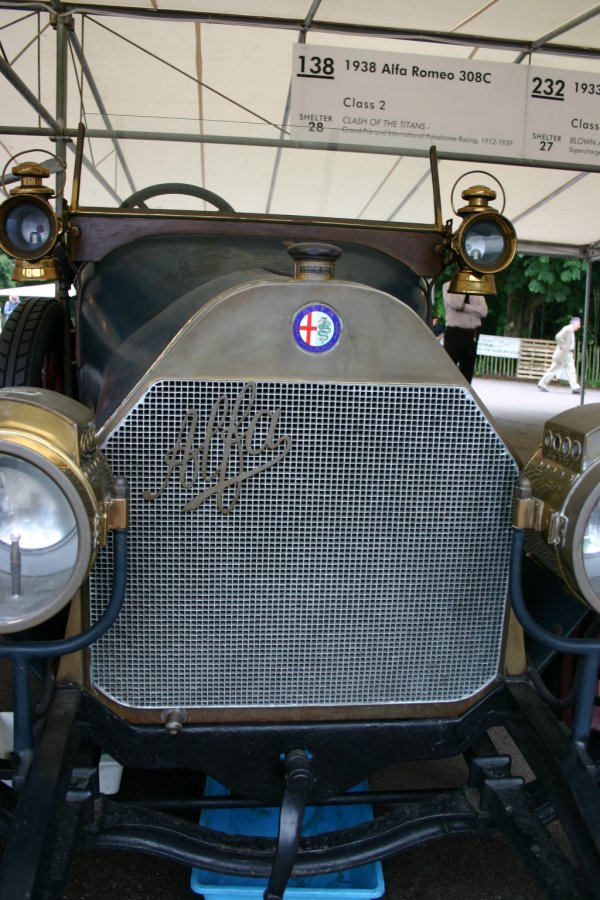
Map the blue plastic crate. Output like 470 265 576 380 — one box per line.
191 777 385 899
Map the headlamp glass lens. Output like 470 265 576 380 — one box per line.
583 500 600 594
0 452 81 628
463 218 506 268
0 454 75 550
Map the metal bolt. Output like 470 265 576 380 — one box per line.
163 709 186 735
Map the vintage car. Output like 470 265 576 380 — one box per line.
0 129 599 900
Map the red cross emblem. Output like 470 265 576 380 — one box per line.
299 311 318 345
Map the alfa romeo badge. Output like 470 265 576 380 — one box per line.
292 303 342 354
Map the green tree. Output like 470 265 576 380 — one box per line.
490 255 588 339
0 251 15 290
435 255 593 340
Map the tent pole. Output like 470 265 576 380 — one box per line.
54 13 70 204
580 259 593 405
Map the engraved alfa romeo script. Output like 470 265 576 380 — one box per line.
143 383 292 514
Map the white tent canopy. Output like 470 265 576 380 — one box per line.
2 1 600 257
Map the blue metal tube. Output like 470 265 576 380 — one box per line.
0 529 128 660
11 656 33 756
510 527 600 745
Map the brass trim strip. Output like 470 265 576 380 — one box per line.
71 122 85 212
83 679 502 725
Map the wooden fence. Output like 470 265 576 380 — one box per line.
515 339 554 380
475 339 600 385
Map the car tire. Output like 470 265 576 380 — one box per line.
0 297 67 392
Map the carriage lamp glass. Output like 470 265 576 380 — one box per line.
461 217 507 269
0 195 58 261
0 389 115 634
520 405 600 613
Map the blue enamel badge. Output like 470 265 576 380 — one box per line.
292 304 342 354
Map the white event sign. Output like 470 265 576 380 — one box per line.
525 66 600 166
476 335 521 359
290 45 526 157
290 45 600 168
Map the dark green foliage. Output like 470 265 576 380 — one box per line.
436 255 596 341
0 252 15 291
492 255 589 339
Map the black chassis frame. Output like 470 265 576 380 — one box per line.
1 675 600 900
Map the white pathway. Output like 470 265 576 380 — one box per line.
472 376 600 462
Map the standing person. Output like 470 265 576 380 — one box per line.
3 294 19 322
442 282 488 383
538 317 581 393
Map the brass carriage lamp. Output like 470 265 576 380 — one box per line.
449 184 517 295
0 162 60 282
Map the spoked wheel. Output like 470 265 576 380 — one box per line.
0 296 67 392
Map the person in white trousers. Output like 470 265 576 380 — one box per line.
538 317 581 394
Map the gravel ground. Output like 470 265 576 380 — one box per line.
59 833 546 900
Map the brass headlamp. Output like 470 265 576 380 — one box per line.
449 185 517 296
0 388 124 633
0 162 60 282
515 404 600 613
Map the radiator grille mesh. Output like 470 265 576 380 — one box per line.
89 381 517 710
